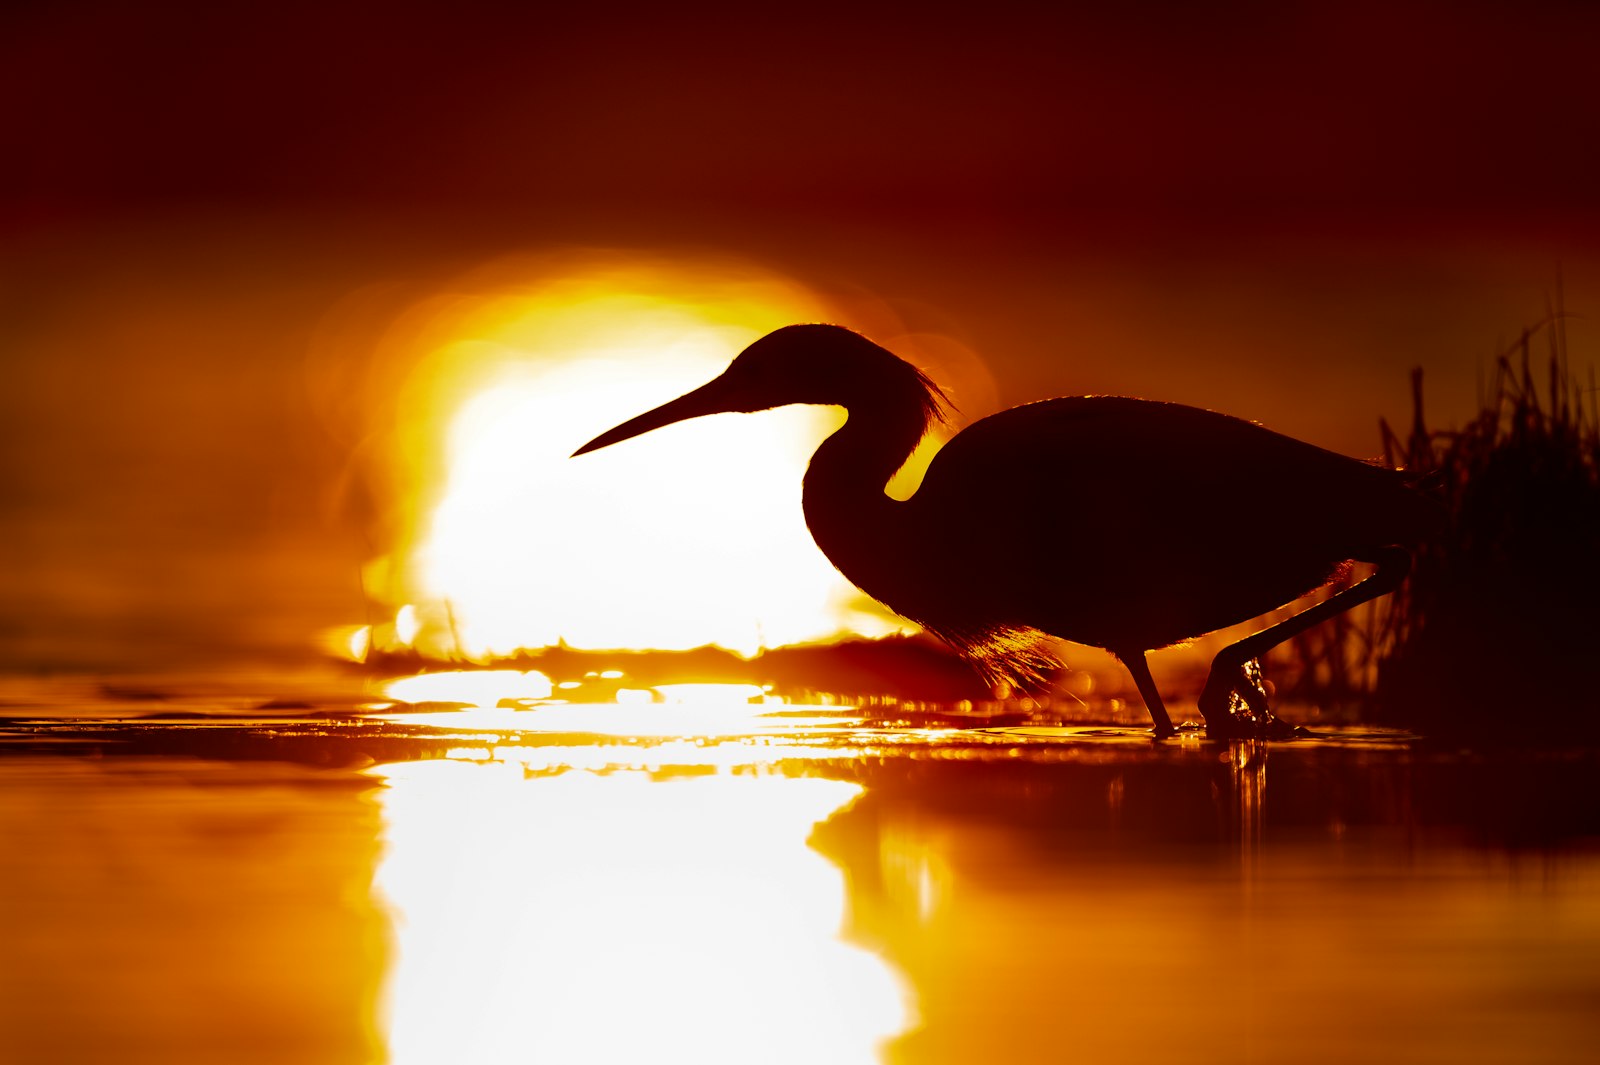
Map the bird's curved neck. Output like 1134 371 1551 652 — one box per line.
802 396 929 591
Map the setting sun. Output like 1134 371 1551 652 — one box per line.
365 254 918 660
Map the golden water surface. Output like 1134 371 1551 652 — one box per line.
1 701 1596 1064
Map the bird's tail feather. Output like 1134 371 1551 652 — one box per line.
934 623 1065 694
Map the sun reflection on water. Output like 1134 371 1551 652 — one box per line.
376 676 822 741
371 761 912 1065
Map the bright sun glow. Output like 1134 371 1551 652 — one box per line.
382 670 554 707
372 762 912 1065
375 254 914 659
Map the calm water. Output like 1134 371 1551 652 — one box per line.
1 695 1597 1064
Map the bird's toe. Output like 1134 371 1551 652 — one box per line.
1199 658 1300 739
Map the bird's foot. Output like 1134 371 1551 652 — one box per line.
1198 658 1310 740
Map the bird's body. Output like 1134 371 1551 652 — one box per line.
816 392 1431 658
575 324 1439 736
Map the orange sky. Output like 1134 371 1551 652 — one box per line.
1 1 1596 670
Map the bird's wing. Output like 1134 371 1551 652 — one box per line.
918 396 1414 544
905 396 1427 646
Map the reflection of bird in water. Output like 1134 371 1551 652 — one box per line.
574 325 1439 737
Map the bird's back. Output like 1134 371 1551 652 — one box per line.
901 396 1436 651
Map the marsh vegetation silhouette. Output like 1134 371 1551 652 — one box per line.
1373 323 1600 737
575 325 1439 737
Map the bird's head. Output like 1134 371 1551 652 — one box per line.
572 324 947 457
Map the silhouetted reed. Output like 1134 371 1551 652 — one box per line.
1287 310 1600 736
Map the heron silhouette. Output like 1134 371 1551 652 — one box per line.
573 325 1439 737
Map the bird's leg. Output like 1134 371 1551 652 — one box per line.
1199 547 1413 738
1116 650 1176 738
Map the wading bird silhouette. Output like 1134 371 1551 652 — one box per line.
573 325 1439 737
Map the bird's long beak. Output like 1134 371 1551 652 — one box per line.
571 375 743 457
